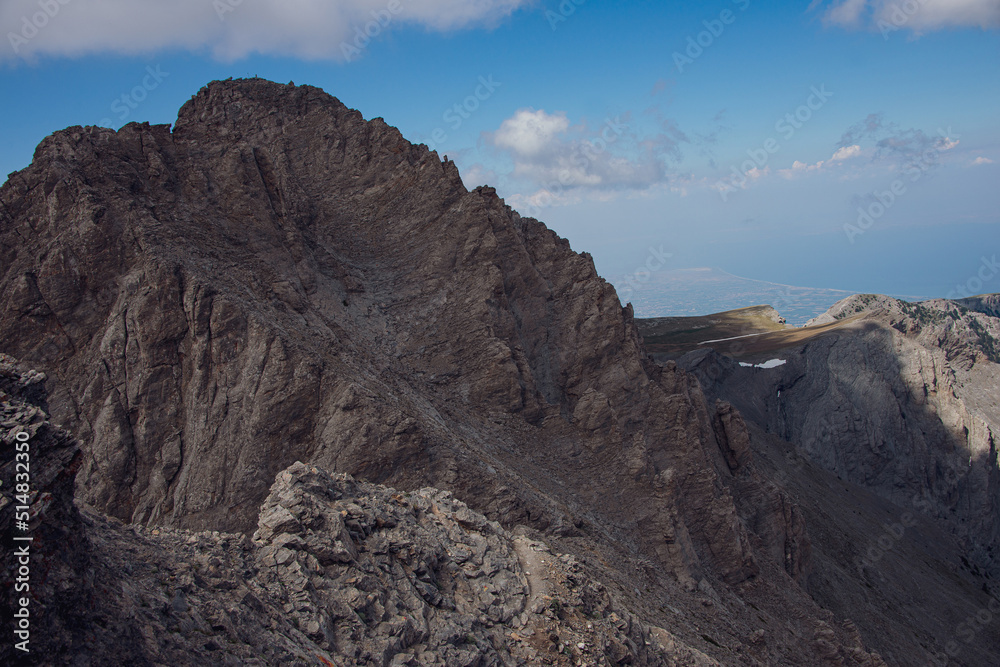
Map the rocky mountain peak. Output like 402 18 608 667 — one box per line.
1 77 741 579
3 78 995 665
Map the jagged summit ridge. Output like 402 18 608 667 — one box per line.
1 77 751 582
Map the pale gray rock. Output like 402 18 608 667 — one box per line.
683 294 1000 577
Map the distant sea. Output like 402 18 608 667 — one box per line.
614 268 928 326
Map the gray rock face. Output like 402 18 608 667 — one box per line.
251 462 530 665
248 461 699 666
683 294 1000 577
957 293 1000 318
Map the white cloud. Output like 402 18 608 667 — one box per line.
972 156 995 165
837 114 961 173
1 0 528 62
889 0 1000 30
493 109 570 157
830 144 862 161
485 108 685 210
459 163 498 189
780 160 823 177
821 0 1000 32
778 145 862 178
824 0 869 27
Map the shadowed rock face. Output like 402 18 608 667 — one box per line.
0 355 150 665
954 294 1000 319
0 357 86 659
682 294 1000 578
637 294 1000 663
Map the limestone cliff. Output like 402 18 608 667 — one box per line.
683 294 1000 577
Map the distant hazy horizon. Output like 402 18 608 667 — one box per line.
610 266 931 326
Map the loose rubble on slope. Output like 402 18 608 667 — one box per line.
2 353 715 665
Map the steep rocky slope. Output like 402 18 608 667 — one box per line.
681 294 1000 577
634 294 1000 663
742 417 1000 667
4 78 718 551
0 357 109 662
0 79 987 664
0 354 714 665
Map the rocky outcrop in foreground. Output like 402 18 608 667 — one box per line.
1 354 143 664
1 354 713 665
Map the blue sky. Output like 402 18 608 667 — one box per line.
2 0 998 302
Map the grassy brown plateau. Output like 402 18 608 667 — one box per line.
637 305 863 359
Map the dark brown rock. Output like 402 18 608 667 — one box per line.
714 399 752 472
0 79 758 587
0 361 722 665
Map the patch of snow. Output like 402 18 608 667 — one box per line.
739 359 787 369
